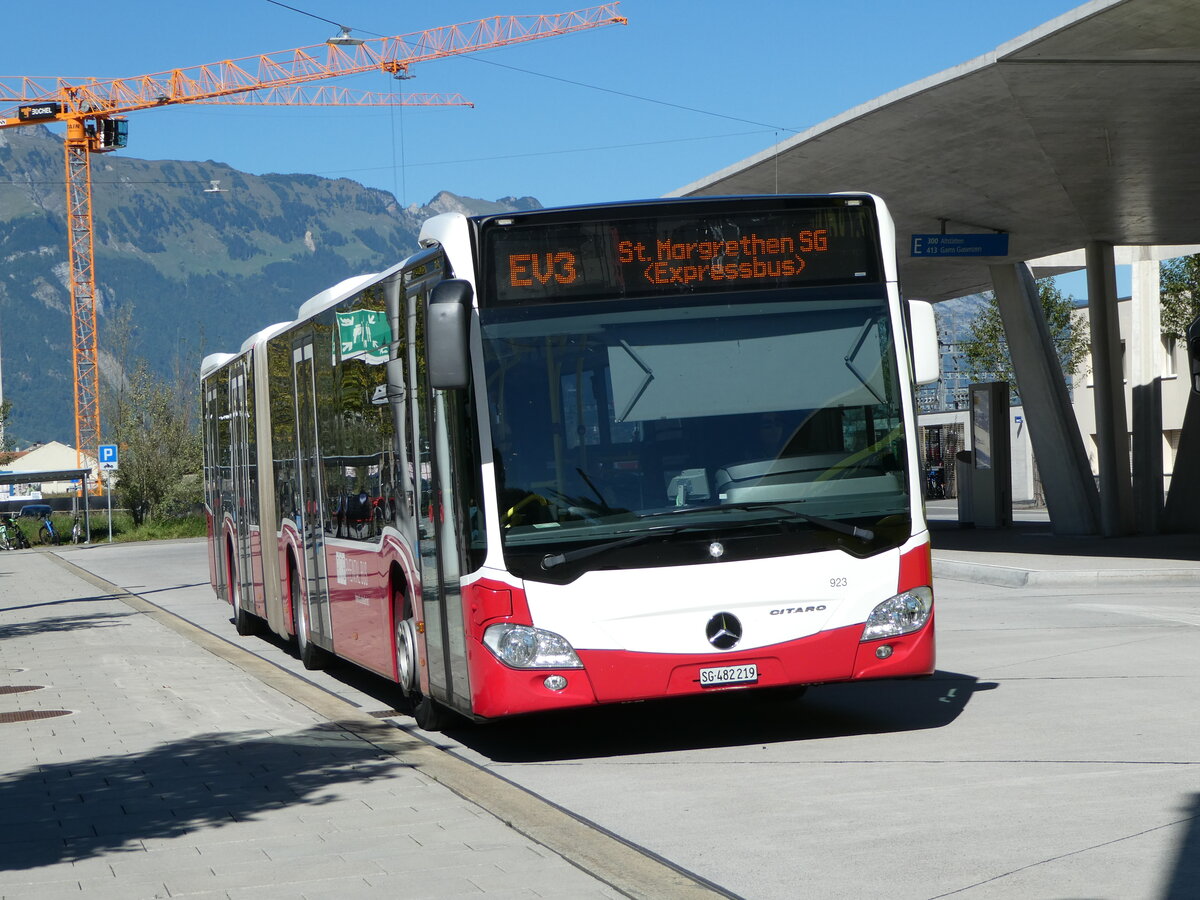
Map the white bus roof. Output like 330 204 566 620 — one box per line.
296 272 380 321
199 352 237 379
239 320 292 354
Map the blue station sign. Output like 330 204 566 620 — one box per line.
910 233 1009 258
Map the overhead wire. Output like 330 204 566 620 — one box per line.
258 0 806 135
261 0 349 30
6 3 806 191
321 129 778 175
457 55 802 134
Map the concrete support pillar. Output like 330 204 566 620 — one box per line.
1162 392 1200 532
1129 250 1163 533
1085 241 1135 536
989 262 1099 535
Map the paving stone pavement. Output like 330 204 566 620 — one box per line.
0 549 628 900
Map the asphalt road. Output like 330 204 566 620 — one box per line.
57 538 1200 900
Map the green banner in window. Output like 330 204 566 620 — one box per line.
337 310 391 365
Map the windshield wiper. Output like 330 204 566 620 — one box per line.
540 504 875 570
541 525 692 570
640 502 875 542
783 509 875 542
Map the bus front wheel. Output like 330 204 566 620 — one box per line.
412 694 452 732
395 617 419 696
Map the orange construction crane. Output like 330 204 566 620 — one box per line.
0 5 626 482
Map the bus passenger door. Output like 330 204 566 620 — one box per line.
292 339 333 651
229 363 254 614
202 376 224 595
408 265 472 714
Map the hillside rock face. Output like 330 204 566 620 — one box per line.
0 126 539 443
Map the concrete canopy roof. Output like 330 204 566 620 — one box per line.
670 0 1200 302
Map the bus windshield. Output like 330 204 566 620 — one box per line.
481 289 911 571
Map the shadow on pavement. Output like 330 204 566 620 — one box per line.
447 671 996 763
929 520 1200 562
0 723 410 872
0 595 125 613
0 611 135 639
1164 793 1200 900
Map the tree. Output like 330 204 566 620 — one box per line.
0 399 14 467
109 359 202 525
100 302 205 525
1159 253 1200 340
959 279 1090 401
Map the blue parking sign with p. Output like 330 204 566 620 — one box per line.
99 444 118 468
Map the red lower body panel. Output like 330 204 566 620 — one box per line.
467 615 935 720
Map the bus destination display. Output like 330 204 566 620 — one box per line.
484 203 880 304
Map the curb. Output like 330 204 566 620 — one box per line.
933 557 1200 587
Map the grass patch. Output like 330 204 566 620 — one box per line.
29 513 208 545
111 515 207 543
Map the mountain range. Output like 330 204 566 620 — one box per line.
0 124 994 445
0 124 540 445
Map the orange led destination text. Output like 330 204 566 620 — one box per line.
506 229 829 289
509 251 578 287
621 230 829 286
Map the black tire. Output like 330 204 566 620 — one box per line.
39 525 54 546
227 542 258 636
233 593 259 637
291 564 325 671
412 694 453 732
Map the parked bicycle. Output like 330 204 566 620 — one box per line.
39 512 59 546
71 515 85 544
0 513 31 550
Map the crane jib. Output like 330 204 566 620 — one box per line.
0 4 627 488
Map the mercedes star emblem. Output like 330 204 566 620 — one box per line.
705 612 742 649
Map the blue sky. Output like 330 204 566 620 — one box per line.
2 0 1125 298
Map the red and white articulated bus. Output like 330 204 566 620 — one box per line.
201 194 940 730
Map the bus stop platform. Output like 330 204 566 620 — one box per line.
0 548 705 900
927 501 1200 587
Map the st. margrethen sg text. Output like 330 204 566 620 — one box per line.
620 229 829 286
504 229 832 289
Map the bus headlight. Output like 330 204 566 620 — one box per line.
483 623 583 669
862 587 933 641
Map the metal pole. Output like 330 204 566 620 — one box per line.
83 472 91 543
106 469 113 542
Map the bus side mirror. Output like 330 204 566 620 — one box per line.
1188 316 1200 395
427 279 473 390
908 299 940 385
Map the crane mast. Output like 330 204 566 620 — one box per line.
0 5 626 482
63 121 103 470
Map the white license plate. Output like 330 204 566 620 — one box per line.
699 663 758 687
